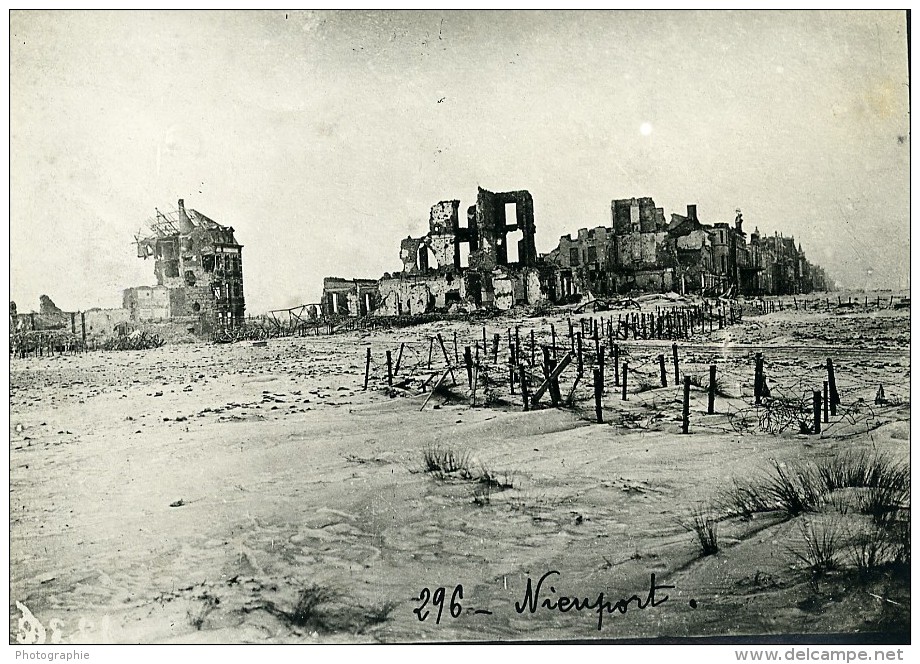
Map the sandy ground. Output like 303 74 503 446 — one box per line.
9 293 910 643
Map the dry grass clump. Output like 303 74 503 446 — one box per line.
718 453 909 522
787 519 841 576
422 445 474 480
682 508 719 556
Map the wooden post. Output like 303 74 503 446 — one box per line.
530 329 536 366
364 347 371 389
386 350 393 387
708 364 716 414
547 357 561 406
551 324 557 361
80 312 86 346
613 344 620 386
826 358 839 415
593 322 600 356
598 344 605 388
658 354 667 387
464 346 473 389
813 391 822 434
754 353 764 406
594 367 603 423
682 375 691 434
427 336 434 370
568 318 574 349
509 349 516 395
473 342 480 396
493 333 500 364
576 332 583 376
519 365 530 411
622 362 628 401
823 380 829 423
394 342 405 375
436 333 456 385
672 343 679 384
453 332 459 365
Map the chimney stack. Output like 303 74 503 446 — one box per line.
686 204 697 222
178 198 194 234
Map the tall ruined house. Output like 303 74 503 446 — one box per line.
128 199 245 334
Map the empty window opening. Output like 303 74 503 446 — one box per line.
569 247 580 266
417 244 432 272
504 203 521 264
184 270 196 287
458 242 471 269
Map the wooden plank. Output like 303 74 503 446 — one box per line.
531 353 572 404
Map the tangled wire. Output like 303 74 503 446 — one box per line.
97 331 165 351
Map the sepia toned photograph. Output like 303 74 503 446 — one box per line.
8 9 911 648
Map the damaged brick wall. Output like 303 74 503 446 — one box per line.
132 199 245 335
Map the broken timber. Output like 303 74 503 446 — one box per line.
530 352 573 406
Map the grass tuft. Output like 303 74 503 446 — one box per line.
788 519 841 575
683 508 719 556
422 445 473 479
285 585 338 629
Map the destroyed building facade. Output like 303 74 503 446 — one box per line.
126 199 245 334
323 187 546 317
547 198 828 298
321 189 829 318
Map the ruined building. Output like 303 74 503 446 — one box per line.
322 187 547 316
126 199 245 334
322 190 828 317
547 198 828 298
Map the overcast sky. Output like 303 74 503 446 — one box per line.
9 10 910 313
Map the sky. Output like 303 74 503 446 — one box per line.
9 10 911 314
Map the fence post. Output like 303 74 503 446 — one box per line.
437 334 456 385
576 332 583 376
364 347 371 389
708 364 716 414
613 344 620 386
547 357 561 406
519 365 530 411
826 358 839 415
622 362 629 401
464 346 473 389
530 329 536 366
598 344 605 388
754 352 764 406
682 375 691 434
594 367 604 423
672 343 680 384
386 350 393 387
823 380 829 423
550 324 557 361
493 333 500 364
813 391 822 434
659 354 667 387
394 342 405 375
